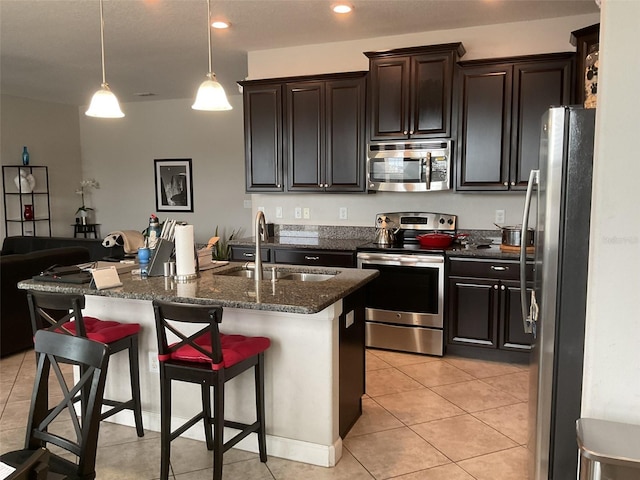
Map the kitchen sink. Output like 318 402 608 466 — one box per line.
218 269 335 282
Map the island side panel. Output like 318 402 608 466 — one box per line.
83 295 343 466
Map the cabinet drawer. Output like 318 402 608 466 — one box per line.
230 246 271 262
449 257 532 280
273 248 355 267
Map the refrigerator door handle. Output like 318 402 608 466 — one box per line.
521 169 539 335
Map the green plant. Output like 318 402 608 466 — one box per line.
212 226 242 261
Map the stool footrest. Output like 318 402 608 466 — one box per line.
222 421 261 453
171 412 206 442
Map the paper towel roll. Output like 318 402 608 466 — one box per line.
175 224 196 277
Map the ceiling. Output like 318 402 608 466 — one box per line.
0 0 599 107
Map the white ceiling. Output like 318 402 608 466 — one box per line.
0 0 599 107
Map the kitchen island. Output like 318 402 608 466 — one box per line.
18 262 378 467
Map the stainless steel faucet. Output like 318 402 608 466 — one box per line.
254 210 268 281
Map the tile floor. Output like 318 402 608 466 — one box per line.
0 348 530 479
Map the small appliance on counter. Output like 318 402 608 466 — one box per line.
357 212 457 356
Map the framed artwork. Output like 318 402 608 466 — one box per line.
154 159 194 212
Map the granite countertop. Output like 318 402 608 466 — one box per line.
18 263 379 315
231 236 531 260
230 236 371 251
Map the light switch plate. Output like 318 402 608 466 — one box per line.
294 207 302 219
303 207 310 219
339 207 348 220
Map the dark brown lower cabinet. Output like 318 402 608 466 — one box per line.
339 288 365 437
447 257 533 354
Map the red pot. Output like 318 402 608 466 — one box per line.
416 233 456 248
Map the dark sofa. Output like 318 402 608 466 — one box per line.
1 235 125 262
0 247 92 357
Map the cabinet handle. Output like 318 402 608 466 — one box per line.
403 130 408 135
276 184 281 188
494 285 499 289
304 256 320 261
409 130 414 135
501 285 506 290
490 265 508 271
511 181 516 186
503 182 509 186
243 252 255 258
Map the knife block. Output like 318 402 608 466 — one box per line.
148 239 175 276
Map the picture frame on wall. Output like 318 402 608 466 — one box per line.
154 158 194 212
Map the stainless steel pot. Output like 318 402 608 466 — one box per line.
501 225 535 247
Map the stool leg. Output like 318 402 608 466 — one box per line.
160 370 171 480
255 353 267 462
128 335 145 437
201 384 214 450
213 375 224 480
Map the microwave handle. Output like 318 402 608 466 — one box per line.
424 152 431 190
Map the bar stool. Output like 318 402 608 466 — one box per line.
152 300 270 480
27 290 144 437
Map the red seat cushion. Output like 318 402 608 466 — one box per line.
161 333 270 370
60 316 140 344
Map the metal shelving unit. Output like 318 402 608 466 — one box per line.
2 165 51 237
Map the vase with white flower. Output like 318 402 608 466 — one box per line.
75 179 100 224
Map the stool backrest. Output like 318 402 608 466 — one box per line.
27 291 87 337
27 330 108 478
152 300 224 367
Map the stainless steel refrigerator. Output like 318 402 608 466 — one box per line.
520 106 596 480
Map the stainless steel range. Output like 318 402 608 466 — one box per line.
357 212 457 356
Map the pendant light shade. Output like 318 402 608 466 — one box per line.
86 83 124 118
85 0 124 118
192 0 232 111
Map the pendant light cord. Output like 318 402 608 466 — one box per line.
99 0 107 85
206 0 213 75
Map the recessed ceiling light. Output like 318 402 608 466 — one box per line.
332 4 352 14
211 20 230 29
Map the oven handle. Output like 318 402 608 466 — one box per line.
357 253 445 266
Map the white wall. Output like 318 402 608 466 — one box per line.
0 94 83 238
248 13 600 230
78 95 251 243
581 0 640 423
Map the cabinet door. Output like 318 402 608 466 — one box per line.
456 64 512 191
243 85 284 192
368 56 411 140
499 280 534 350
286 81 324 191
447 276 498 348
410 53 454 138
510 58 573 189
325 76 366 192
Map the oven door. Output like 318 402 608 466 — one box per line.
357 252 444 328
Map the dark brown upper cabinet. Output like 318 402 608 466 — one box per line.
239 72 367 193
286 75 367 192
240 83 284 192
365 43 466 141
570 23 600 106
456 53 574 191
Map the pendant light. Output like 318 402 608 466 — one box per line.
192 0 232 111
85 0 124 118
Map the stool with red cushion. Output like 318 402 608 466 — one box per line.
152 300 270 480
26 290 144 437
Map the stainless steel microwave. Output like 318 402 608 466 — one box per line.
367 141 451 192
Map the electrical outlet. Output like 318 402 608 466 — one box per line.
294 207 302 219
303 207 310 219
275 206 283 218
339 207 348 220
495 209 505 224
148 352 159 373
